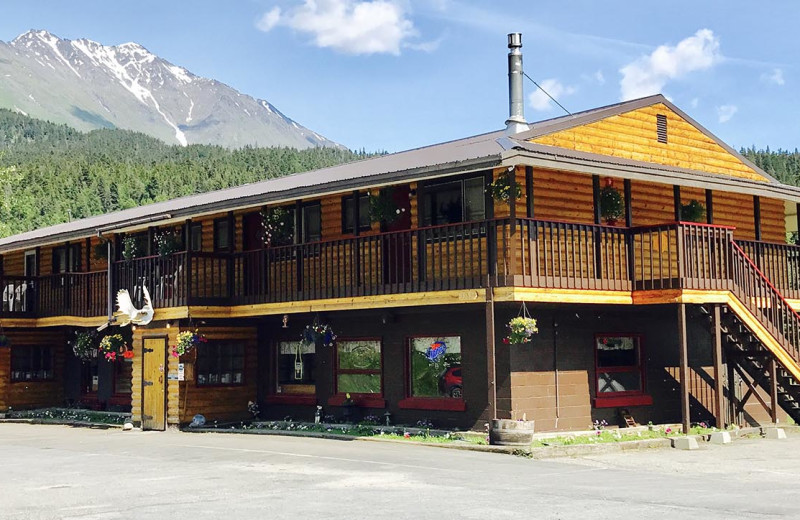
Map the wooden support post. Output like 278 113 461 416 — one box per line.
712 304 725 427
796 203 800 245
624 179 634 282
769 358 779 424
705 189 714 224
673 185 682 221
753 196 762 242
184 220 192 305
508 168 518 280
485 278 497 421
592 175 602 278
678 303 691 433
727 349 738 425
107 239 114 320
525 166 534 218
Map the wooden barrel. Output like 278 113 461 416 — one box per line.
489 419 535 446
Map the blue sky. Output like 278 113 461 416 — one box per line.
1 1 798 153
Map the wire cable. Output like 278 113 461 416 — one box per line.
523 72 572 116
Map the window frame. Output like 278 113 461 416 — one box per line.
194 341 246 387
341 193 371 235
301 202 322 243
330 337 385 407
593 333 652 408
400 334 467 412
213 218 231 252
52 243 82 274
189 223 203 252
420 173 487 227
10 345 54 382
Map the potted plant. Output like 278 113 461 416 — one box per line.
121 236 144 261
72 331 96 362
681 200 706 223
486 171 522 204
98 334 127 362
260 207 294 247
301 317 336 347
154 229 181 257
599 184 624 225
504 316 539 345
172 329 207 357
368 188 403 225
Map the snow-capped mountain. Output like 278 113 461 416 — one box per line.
0 30 339 149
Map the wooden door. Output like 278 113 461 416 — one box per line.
383 185 412 284
142 337 167 431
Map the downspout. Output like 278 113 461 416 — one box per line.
553 317 559 429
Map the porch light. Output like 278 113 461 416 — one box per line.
282 314 289 328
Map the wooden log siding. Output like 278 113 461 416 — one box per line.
631 180 675 226
530 102 768 182
492 166 527 219
0 329 66 411
532 169 595 224
760 197 786 243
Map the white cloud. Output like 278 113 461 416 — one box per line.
690 97 699 108
594 70 605 85
761 68 785 86
619 29 721 100
717 104 738 123
528 79 577 111
255 0 418 56
256 7 281 32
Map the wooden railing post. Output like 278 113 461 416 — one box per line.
676 224 686 287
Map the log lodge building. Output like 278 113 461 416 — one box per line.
1 35 800 433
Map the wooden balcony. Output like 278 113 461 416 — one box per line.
3 218 800 320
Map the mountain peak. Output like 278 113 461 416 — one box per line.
0 30 341 149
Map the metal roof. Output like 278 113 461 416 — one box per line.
0 94 792 253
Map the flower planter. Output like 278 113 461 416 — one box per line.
489 419 535 446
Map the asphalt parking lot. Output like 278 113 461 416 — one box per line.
0 423 797 519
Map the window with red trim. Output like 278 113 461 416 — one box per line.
595 335 645 396
276 340 316 396
408 336 462 399
335 339 382 396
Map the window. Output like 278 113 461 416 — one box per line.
595 335 644 395
11 345 53 381
408 336 462 399
53 244 81 273
335 339 382 395
276 341 316 395
421 176 486 226
213 218 231 251
302 203 322 242
189 223 203 252
196 342 245 386
24 250 37 276
342 194 371 234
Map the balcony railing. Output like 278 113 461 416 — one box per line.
4 218 800 319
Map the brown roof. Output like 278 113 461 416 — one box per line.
0 95 793 253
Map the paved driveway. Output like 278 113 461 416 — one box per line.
0 424 796 519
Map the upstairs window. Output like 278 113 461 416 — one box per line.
302 203 322 242
213 218 231 252
53 244 82 273
189 223 203 252
421 176 486 226
342 193 371 234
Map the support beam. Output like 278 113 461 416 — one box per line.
485 278 497 421
678 303 690 433
705 189 714 224
525 166 534 218
623 179 632 227
753 196 762 242
769 358 779 423
727 350 738 425
673 185 682 221
712 304 725 427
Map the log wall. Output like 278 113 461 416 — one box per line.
0 328 66 411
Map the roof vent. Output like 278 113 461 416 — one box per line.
505 33 530 135
656 114 668 144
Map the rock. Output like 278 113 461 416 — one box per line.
671 436 699 450
765 427 786 439
123 422 134 431
709 431 731 444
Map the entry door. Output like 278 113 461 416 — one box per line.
382 185 412 284
142 337 167 431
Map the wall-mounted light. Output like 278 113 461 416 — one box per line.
408 188 417 198
282 314 289 329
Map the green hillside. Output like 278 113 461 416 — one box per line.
0 109 371 237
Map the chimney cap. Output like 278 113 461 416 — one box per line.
508 33 522 49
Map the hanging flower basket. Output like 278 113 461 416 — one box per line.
172 330 207 357
72 331 97 361
503 302 539 345
302 319 337 347
486 171 522 203
98 334 127 362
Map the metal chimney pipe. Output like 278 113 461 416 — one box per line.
505 33 530 135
